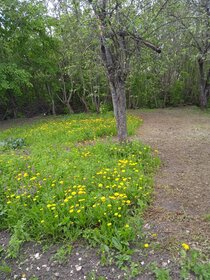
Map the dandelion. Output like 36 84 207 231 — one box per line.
182 243 190 250
125 224 130 228
107 222 112 227
144 243 149 248
30 176 36 181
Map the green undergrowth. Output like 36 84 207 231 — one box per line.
180 249 210 280
0 113 160 257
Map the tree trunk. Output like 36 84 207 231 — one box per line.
199 85 208 108
109 77 127 142
46 83 56 115
198 58 208 108
52 99 56 115
80 96 90 112
66 102 74 114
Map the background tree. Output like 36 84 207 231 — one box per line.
169 0 210 108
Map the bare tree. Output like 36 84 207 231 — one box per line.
86 0 161 141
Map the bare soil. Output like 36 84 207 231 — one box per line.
135 107 210 253
1 107 210 280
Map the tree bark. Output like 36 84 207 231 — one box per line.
109 77 127 142
198 58 208 108
46 83 56 115
66 101 74 114
80 96 90 112
52 99 56 115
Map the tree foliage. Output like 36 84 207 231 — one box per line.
0 0 209 123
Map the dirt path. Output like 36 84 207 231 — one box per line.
135 108 210 255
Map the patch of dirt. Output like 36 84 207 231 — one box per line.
1 107 210 279
0 115 52 131
135 107 210 254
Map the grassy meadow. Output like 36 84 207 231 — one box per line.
0 113 160 257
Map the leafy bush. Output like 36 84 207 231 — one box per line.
0 138 25 150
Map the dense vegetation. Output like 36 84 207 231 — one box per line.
1 0 210 121
0 113 160 257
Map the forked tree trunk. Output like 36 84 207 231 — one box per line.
66 102 74 114
80 96 90 112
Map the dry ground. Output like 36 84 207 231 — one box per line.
136 108 210 247
1 107 210 279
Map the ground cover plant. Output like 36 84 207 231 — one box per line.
0 113 160 258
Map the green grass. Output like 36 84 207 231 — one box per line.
0 113 159 254
204 214 210 222
180 249 210 280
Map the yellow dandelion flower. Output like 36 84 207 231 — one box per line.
144 243 149 248
182 243 190 250
107 222 112 227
